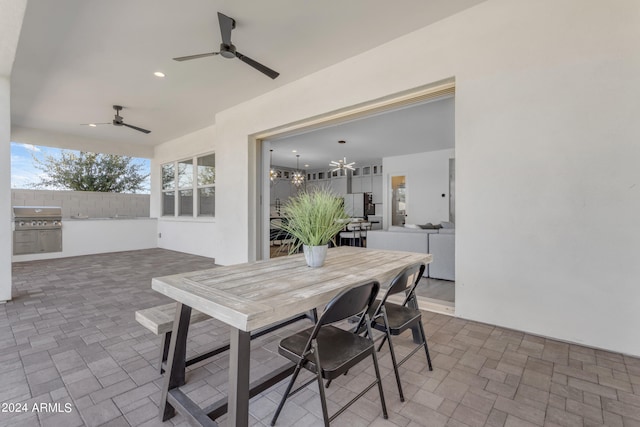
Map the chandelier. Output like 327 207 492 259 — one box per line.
269 149 278 181
329 157 355 171
292 155 304 187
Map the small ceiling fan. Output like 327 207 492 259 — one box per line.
330 157 356 171
81 105 151 134
173 12 280 79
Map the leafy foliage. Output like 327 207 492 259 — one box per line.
276 188 349 253
32 150 148 193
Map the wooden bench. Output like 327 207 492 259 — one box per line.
136 303 212 373
136 303 316 373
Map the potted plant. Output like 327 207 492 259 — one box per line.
276 187 349 267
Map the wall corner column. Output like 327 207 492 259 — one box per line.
1 76 12 302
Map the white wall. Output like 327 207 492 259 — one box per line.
153 0 640 356
384 149 453 226
157 220 216 259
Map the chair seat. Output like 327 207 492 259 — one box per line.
279 325 374 380
371 302 421 334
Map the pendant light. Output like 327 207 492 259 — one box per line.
329 140 355 171
269 149 278 181
292 155 304 187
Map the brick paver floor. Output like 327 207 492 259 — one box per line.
1 249 639 426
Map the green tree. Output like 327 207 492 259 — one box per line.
32 150 148 193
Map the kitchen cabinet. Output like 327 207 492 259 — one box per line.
372 175 382 203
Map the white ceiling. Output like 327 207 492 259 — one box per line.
10 0 482 150
268 95 454 169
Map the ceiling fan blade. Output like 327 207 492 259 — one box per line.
218 12 235 46
173 52 219 62
122 122 151 134
235 51 279 79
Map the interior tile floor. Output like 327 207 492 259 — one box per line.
415 278 455 303
2 249 639 427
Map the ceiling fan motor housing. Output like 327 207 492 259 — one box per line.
113 105 124 125
220 43 236 58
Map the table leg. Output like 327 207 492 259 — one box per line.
160 303 191 421
228 327 251 427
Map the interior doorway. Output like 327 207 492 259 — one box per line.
252 79 456 314
391 175 407 226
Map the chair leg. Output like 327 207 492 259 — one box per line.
270 363 304 426
365 317 388 419
418 321 433 371
312 340 331 427
377 334 388 352
381 310 405 402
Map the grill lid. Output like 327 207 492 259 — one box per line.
13 206 62 219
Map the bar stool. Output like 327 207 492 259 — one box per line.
339 222 362 246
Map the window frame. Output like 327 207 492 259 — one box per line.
161 151 215 218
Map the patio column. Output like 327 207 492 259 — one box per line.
0 0 28 302
1 76 11 302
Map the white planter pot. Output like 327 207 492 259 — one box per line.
303 244 328 268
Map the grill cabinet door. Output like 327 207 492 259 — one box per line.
13 230 38 255
38 230 62 253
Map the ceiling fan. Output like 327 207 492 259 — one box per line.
330 157 356 171
173 12 280 80
81 105 151 134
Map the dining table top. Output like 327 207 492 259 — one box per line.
152 246 432 332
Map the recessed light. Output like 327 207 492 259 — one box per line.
304 164 310 168
154 71 165 78
88 123 97 127
292 150 297 153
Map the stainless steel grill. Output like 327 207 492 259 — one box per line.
13 206 63 255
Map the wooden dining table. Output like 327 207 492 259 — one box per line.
152 246 432 427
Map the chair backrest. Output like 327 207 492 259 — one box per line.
377 262 425 309
298 281 379 356
319 280 380 326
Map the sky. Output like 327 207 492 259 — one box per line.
10 142 151 193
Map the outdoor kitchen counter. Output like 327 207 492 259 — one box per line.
65 216 156 220
12 217 157 262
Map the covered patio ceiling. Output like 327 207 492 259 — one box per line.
10 0 485 154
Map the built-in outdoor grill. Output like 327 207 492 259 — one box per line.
13 206 63 255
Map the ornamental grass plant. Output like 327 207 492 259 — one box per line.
276 188 349 254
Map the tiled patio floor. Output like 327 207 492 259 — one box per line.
1 249 639 427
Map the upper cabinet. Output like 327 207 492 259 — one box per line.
272 161 383 204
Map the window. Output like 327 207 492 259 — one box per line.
162 153 215 217
161 163 175 216
197 154 215 216
178 159 193 216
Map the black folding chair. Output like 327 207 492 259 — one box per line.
363 262 433 402
270 280 388 426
